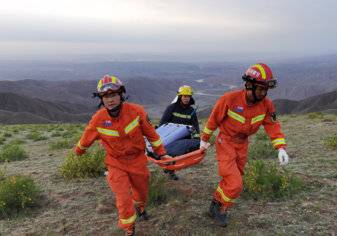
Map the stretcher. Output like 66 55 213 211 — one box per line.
146 123 192 153
145 123 206 171
147 149 206 171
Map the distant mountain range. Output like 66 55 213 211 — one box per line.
197 90 337 119
1 55 337 123
0 78 180 117
1 89 336 124
1 55 337 102
274 90 337 114
0 93 92 124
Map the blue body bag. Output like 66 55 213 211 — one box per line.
146 123 200 157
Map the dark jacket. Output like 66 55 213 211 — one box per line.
159 99 200 138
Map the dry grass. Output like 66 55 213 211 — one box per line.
0 117 336 235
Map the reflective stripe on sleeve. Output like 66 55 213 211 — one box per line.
272 138 286 147
151 139 162 147
77 142 87 150
203 127 214 135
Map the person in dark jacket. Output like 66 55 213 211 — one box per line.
159 85 200 180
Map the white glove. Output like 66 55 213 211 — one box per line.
278 148 289 166
200 140 211 150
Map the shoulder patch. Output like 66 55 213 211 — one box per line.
271 112 277 122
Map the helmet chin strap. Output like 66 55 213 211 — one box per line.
107 103 122 117
246 83 267 104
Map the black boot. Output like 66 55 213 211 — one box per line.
164 169 179 180
135 206 149 221
208 200 228 227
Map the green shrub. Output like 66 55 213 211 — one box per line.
0 167 5 181
248 140 277 160
26 132 47 141
0 144 28 162
12 129 19 133
59 148 105 179
62 130 74 138
57 127 64 132
3 133 12 138
0 175 41 218
243 160 303 200
51 131 62 137
307 112 324 120
0 137 5 145
9 139 25 145
148 170 169 206
324 134 337 150
255 129 269 141
49 138 76 150
61 129 80 139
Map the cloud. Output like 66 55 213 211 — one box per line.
1 0 337 59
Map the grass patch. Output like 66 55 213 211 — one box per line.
61 130 76 138
307 112 324 120
243 160 303 200
0 174 41 218
0 144 28 162
51 131 62 137
11 129 19 134
254 129 269 141
26 132 47 142
3 133 12 138
248 139 277 160
0 137 5 145
0 166 5 181
49 138 76 150
324 134 337 150
148 170 170 207
59 148 105 179
8 139 25 145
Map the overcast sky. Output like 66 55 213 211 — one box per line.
1 0 337 61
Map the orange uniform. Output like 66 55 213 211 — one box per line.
201 89 286 208
75 102 166 230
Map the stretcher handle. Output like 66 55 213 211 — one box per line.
150 149 205 164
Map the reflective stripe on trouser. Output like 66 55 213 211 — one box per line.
214 135 248 208
106 164 149 230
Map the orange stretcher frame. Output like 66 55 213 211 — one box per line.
147 149 206 171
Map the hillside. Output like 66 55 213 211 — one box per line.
0 78 182 117
197 90 337 119
274 90 337 114
1 55 337 101
0 114 336 235
0 93 92 124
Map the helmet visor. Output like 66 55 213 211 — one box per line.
267 79 277 89
254 79 277 89
98 83 121 93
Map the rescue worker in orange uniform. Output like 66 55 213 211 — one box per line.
200 63 289 227
159 85 200 180
74 75 171 236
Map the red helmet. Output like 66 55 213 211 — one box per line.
97 75 126 94
242 63 277 89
